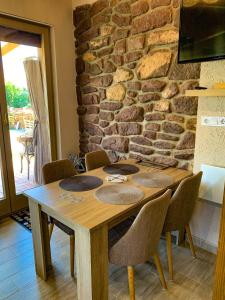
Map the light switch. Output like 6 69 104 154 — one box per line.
201 116 225 126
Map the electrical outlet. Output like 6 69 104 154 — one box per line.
201 116 225 126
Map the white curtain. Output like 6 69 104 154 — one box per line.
23 58 51 184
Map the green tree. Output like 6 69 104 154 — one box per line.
5 82 31 108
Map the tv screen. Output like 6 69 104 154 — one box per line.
178 0 225 64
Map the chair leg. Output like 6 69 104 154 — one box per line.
27 157 30 180
185 224 197 258
49 223 54 239
153 253 167 289
127 266 135 300
166 231 173 280
70 235 75 277
20 155 23 173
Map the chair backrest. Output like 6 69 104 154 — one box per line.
163 172 203 232
85 150 111 171
109 190 172 266
24 119 34 130
42 159 76 184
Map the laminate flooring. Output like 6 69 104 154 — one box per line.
0 217 215 300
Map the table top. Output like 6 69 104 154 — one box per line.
24 159 192 231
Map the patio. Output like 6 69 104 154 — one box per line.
0 129 37 199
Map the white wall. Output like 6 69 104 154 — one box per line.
192 61 225 253
0 0 79 158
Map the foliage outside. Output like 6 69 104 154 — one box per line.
5 82 31 108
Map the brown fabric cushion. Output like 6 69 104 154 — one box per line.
163 172 202 233
42 159 76 184
109 217 135 248
109 190 171 266
85 150 111 171
43 159 76 236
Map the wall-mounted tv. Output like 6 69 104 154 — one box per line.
178 0 225 64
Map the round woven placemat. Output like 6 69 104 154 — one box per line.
95 184 144 205
103 163 139 175
132 172 174 188
59 175 103 192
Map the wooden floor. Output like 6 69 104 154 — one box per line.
0 217 215 300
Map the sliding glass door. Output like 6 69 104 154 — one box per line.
0 15 57 217
0 46 13 216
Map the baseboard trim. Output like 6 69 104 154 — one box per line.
191 235 218 254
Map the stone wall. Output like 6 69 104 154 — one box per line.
74 0 200 169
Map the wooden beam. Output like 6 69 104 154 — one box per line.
1 43 19 56
213 186 225 300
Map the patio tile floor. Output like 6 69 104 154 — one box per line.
0 129 38 201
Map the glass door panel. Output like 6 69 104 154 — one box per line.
0 102 11 216
0 158 5 199
1 42 39 195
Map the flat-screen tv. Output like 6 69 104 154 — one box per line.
178 0 225 64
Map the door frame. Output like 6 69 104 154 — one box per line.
0 95 11 216
0 15 57 214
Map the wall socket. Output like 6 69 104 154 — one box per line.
201 116 225 126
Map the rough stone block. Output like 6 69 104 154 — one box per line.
100 101 123 111
154 100 170 112
153 141 175 149
162 121 184 134
99 111 114 121
176 131 195 149
136 50 172 79
131 0 149 17
118 123 142 135
127 35 145 51
102 137 129 152
147 29 178 45
130 144 154 155
145 123 160 131
162 82 179 99
157 132 179 141
106 84 126 101
145 113 165 121
115 106 144 122
131 136 152 146
132 8 172 34
90 74 113 87
172 97 198 115
143 131 157 140
142 80 166 92
112 14 131 27
104 123 118 135
138 93 160 103
114 68 134 82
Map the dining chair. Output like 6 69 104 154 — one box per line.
163 172 203 280
109 190 172 300
42 159 77 277
85 150 111 171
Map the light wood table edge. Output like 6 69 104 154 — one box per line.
26 176 188 233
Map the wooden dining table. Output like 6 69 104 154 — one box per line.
24 159 192 300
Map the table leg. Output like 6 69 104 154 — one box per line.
29 198 52 280
75 225 108 300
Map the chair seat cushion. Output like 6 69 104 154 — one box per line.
108 216 135 248
50 217 74 235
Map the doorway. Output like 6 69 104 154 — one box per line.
0 16 57 217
